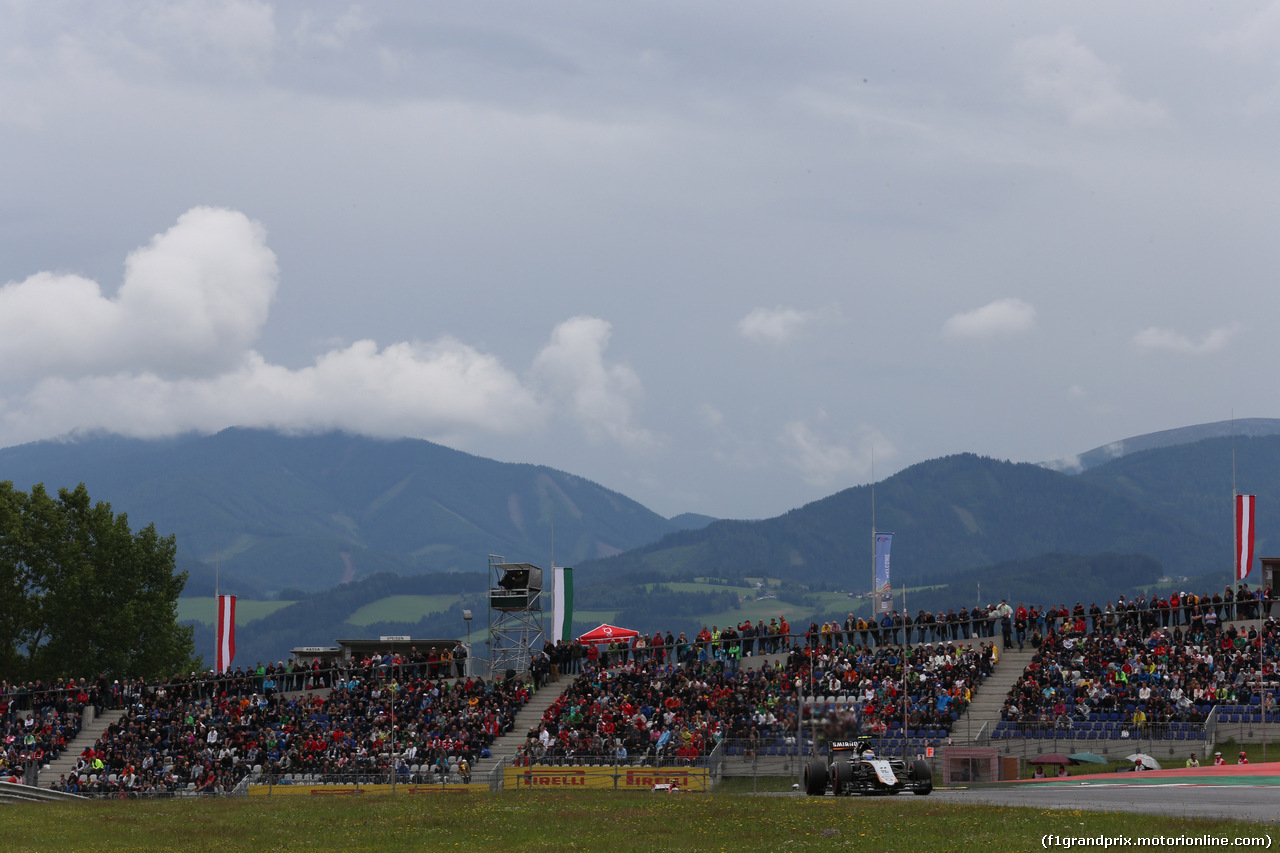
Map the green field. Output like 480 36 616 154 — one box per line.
346 594 463 626
574 610 621 626
644 581 755 594
0 790 1269 852
177 598 296 626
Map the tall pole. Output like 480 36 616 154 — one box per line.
1261 622 1267 762
810 636 816 764
389 675 397 791
214 548 220 674
901 583 909 761
796 676 803 790
871 449 876 599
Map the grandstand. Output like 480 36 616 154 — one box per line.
6 595 1279 796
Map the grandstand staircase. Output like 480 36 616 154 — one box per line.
37 707 126 788
470 675 574 784
952 643 1035 745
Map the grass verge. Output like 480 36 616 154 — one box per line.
0 789 1271 853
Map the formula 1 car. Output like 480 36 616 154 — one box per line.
802 738 933 796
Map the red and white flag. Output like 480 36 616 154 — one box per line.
1236 494 1256 581
216 595 236 672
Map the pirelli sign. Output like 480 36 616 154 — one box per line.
503 766 710 791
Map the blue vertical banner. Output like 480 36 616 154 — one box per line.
874 533 893 614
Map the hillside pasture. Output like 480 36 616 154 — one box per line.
346 594 463 626
177 598 296 626
573 610 621 627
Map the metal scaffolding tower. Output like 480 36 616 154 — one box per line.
487 554 544 678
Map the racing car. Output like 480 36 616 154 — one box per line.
802 738 933 796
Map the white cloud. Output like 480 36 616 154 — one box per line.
1132 324 1241 354
0 207 277 380
780 419 891 487
530 315 655 450
737 306 816 345
942 298 1037 340
0 209 651 453
1043 454 1083 474
1013 30 1167 128
7 341 540 443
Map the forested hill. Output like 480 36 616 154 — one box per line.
1077 434 1280 559
575 438 1280 589
0 429 704 594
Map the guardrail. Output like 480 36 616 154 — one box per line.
0 780 87 804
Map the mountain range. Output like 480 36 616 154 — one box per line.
579 434 1276 592
0 429 714 595
2 419 1277 664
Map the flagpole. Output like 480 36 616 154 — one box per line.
214 548 220 675
1233 411 1238 615
871 448 876 601
551 513 555 643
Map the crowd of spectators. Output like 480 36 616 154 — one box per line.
999 591 1279 734
518 632 995 767
17 582 1280 795
1 679 96 785
40 643 520 797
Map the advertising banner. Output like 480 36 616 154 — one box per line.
503 765 710 791
874 532 893 614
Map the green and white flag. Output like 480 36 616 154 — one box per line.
552 566 574 642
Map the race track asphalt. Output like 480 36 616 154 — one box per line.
937 763 1280 823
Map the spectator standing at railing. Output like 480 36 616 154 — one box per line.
696 626 711 658
1014 604 1028 650
728 625 744 663
650 633 664 666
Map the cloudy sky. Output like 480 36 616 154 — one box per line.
2 1 1278 520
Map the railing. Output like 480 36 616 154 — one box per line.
0 780 86 803
512 748 712 769
988 719 1208 742
487 757 507 792
1204 704 1221 746
706 740 724 785
254 768 472 790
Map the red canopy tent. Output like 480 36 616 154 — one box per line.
577 623 641 645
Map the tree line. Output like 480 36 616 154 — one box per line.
0 481 195 681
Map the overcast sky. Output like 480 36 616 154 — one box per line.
2 1 1279 520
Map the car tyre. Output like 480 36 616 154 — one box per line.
832 761 854 795
803 759 828 796
910 759 933 795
